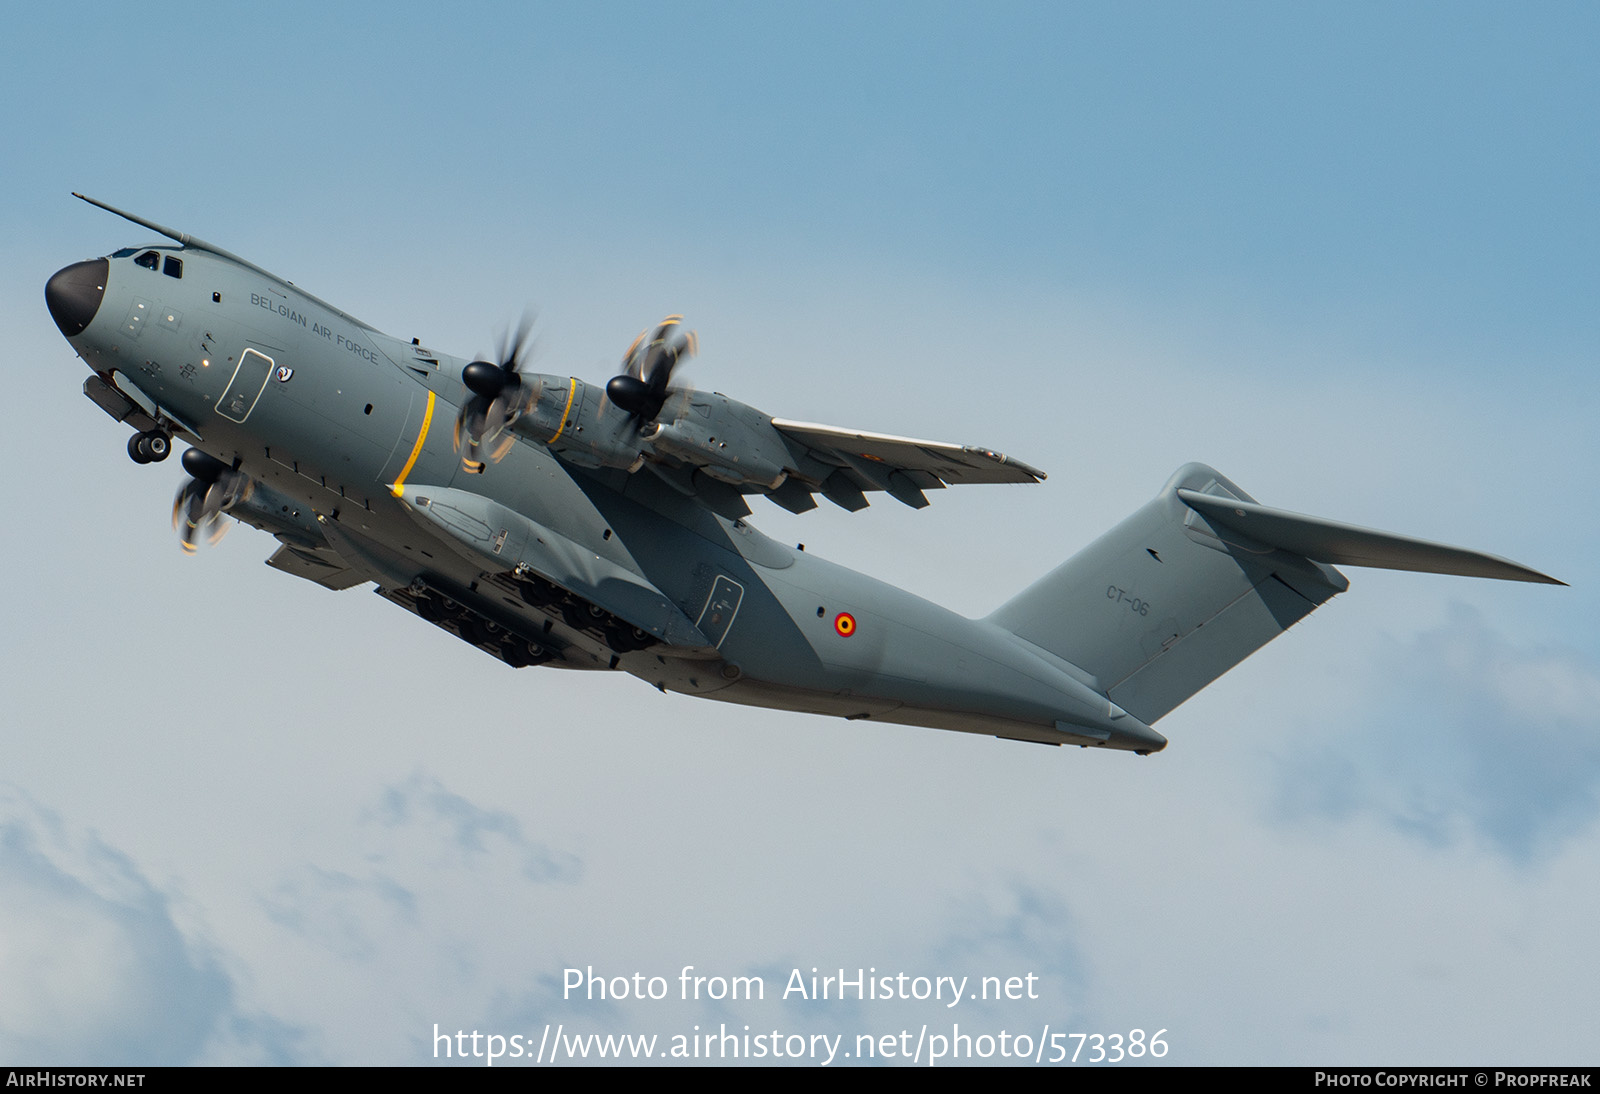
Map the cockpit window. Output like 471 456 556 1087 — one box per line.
111 247 138 259
134 250 160 271
163 256 183 279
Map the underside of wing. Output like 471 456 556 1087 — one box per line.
265 541 369 590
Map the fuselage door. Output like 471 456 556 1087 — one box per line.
695 575 745 649
216 347 276 423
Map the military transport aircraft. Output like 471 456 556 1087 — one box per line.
46 195 1562 755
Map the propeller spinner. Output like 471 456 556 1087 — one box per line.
454 315 539 472
171 448 252 553
605 315 696 429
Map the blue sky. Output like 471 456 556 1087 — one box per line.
3 1 1597 1065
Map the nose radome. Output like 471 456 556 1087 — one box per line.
46 258 109 338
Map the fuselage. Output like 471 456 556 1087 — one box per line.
47 239 1166 753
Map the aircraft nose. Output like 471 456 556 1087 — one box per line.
46 258 109 338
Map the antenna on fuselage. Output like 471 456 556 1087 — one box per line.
77 193 212 250
72 193 263 275
70 192 377 332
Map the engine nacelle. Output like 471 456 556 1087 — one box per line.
645 392 793 490
515 374 645 471
512 376 799 491
648 418 785 489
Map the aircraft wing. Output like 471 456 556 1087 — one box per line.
264 541 368 590
764 418 1045 513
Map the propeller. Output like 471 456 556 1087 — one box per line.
454 315 539 472
605 315 697 430
172 448 252 554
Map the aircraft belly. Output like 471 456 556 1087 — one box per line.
394 485 707 646
707 678 903 719
740 554 1132 734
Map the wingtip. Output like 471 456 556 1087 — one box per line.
1001 454 1047 482
1496 560 1566 586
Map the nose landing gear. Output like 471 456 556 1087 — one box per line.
127 430 172 464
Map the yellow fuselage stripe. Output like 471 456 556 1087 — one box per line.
390 389 436 498
548 378 578 444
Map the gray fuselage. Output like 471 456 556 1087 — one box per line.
48 240 1166 753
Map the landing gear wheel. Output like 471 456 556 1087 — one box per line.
517 576 558 608
501 638 540 668
127 431 172 464
604 623 656 654
465 617 504 646
503 639 552 668
559 599 589 630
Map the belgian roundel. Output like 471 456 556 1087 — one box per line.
834 612 857 637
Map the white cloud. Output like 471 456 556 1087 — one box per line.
0 788 301 1065
1271 605 1600 863
245 775 584 1063
366 774 583 884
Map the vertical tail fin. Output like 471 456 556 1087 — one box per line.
988 463 1559 725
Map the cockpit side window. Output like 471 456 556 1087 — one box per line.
163 256 183 279
134 250 160 271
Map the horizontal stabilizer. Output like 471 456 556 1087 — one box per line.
989 462 1563 726
1177 490 1564 585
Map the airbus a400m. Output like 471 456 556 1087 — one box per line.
45 195 1562 755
